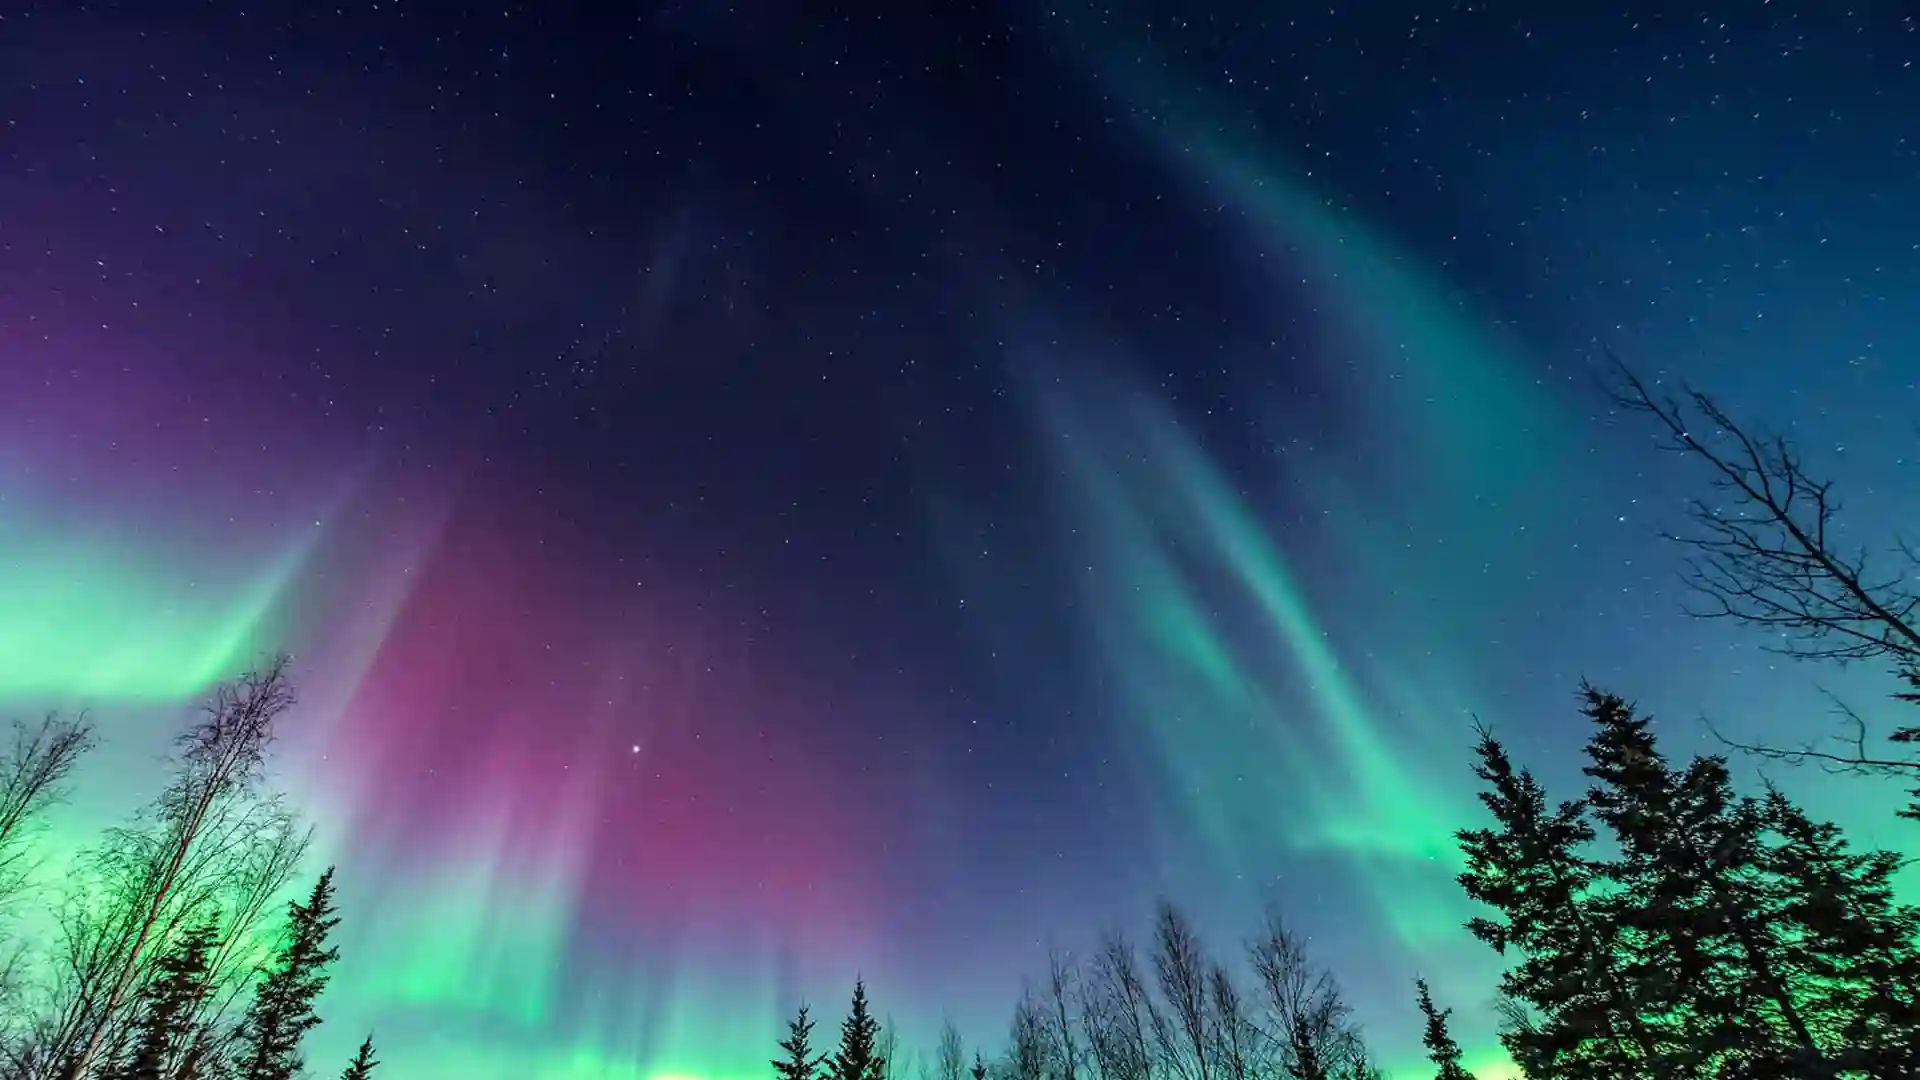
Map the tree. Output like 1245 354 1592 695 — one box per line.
340 1036 379 1080
1008 989 1049 1080
970 1052 988 1080
877 1016 904 1080
233 867 342 1080
829 980 885 1080
1455 721 1664 1078
1607 357 1920 815
1150 903 1214 1080
1207 962 1259 1080
1082 932 1156 1080
774 1005 827 1080
1337 1040 1383 1080
1414 979 1473 1080
120 917 221 1080
1578 686 1829 1078
935 1019 965 1080
0 714 96 1073
186 808 312 1066
0 714 95 918
1040 947 1084 1080
1246 910 1366 1080
67 658 300 1078
1756 788 1920 1069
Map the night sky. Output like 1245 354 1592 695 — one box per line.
3 1 1917 1078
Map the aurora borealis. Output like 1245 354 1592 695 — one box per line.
3 2 1917 1078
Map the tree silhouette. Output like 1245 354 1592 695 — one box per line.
1151 902 1214 1080
233 867 342 1080
0 714 95 920
935 1019 965 1080
1008 988 1048 1080
829 980 885 1080
67 658 300 1078
1414 979 1472 1080
1579 685 1841 1077
339 1036 379 1080
1208 962 1257 1080
1083 931 1156 1080
1757 788 1920 1070
774 1004 827 1080
1040 948 1083 1080
1246 908 1372 1080
1607 355 1920 816
119 917 220 1080
1456 720 1663 1077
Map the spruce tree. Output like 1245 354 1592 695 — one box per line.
340 1036 379 1079
1759 788 1920 1071
1455 724 1661 1078
234 867 342 1080
121 917 221 1080
1578 686 1828 1078
774 1004 827 1080
1414 979 1473 1080
829 980 884 1080
969 1052 987 1080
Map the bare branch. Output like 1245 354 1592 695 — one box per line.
1605 352 1920 668
1207 962 1261 1080
1083 932 1156 1080
1151 902 1215 1080
935 1018 966 1080
1008 986 1050 1080
0 714 97 917
1246 909 1368 1080
1041 946 1084 1080
1607 352 1920 814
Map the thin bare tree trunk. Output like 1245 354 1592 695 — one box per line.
1151 903 1213 1080
1043 947 1083 1080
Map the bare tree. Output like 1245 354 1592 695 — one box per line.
0 714 96 1070
1150 903 1213 1080
0 714 97 917
1607 356 1920 813
27 843 155 1079
1246 910 1362 1080
936 1019 967 1080
1039 947 1084 1080
62 657 298 1078
1205 963 1259 1080
1009 986 1050 1080
1333 1033 1382 1080
1083 932 1156 1080
879 1015 904 1080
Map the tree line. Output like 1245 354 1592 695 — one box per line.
775 679 1918 1080
0 659 370 1080
763 366 1920 1080
0 364 1914 1079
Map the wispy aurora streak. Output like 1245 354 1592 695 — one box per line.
1021 368 1517 1072
972 11 1593 1075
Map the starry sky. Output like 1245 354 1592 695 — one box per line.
2 1 1917 1078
